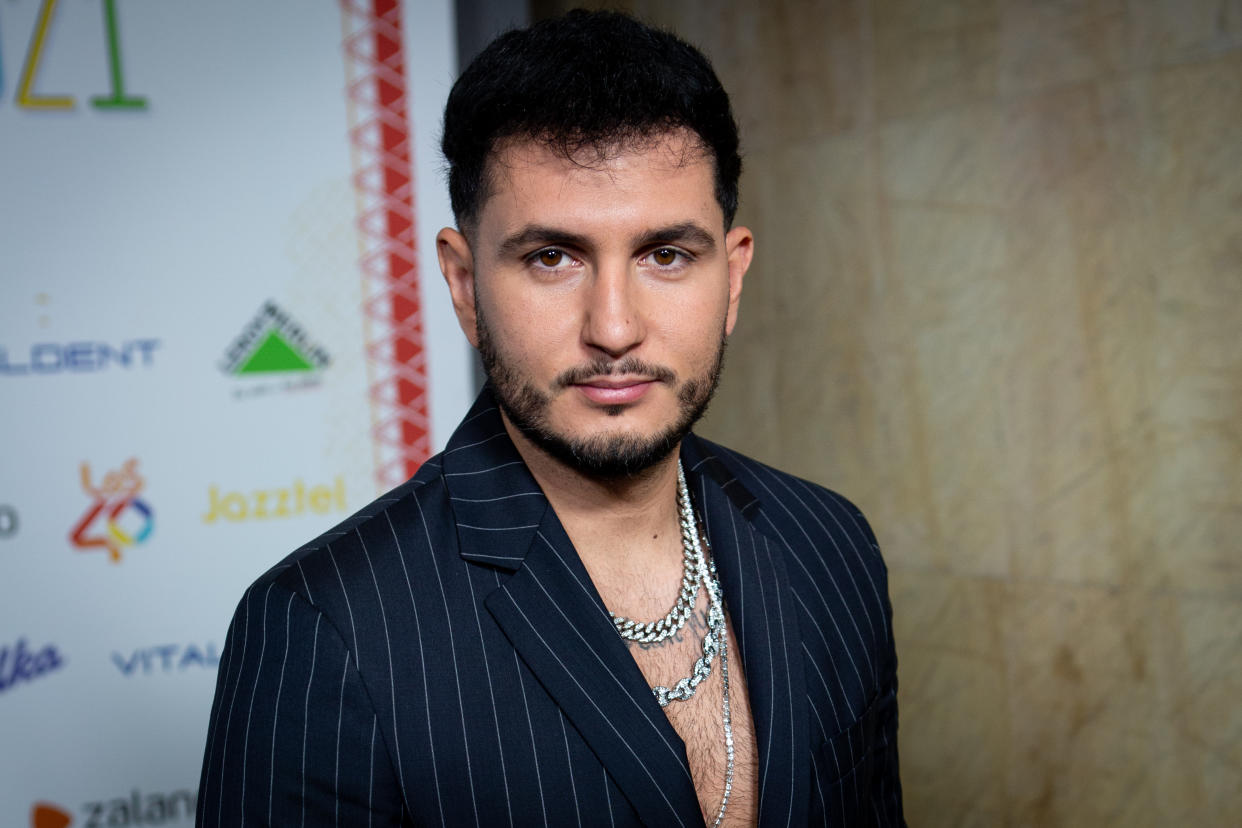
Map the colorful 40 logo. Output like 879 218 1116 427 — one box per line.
3 0 146 110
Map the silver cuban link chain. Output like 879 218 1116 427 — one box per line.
651 461 726 707
651 560 724 707
609 460 703 643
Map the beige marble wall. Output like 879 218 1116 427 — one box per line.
535 1 1242 824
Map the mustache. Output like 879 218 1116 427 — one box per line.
552 357 677 390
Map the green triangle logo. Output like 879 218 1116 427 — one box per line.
234 330 316 374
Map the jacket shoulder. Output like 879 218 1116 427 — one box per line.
245 454 453 607
691 436 885 566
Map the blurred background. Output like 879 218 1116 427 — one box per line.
3 0 1240 825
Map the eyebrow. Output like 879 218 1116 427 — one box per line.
497 226 592 258
635 222 718 252
496 221 718 259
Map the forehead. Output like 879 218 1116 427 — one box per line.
475 131 723 239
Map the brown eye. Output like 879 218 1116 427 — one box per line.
538 249 564 267
653 248 678 266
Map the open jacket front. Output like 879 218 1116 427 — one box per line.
199 388 904 827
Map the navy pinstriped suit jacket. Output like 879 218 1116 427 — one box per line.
198 389 904 826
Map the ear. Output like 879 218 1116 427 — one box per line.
723 225 753 336
436 227 479 348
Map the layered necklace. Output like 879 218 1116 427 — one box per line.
609 460 734 827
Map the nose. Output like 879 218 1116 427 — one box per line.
582 262 645 358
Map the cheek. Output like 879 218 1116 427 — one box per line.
657 322 723 378
485 295 577 366
654 291 729 353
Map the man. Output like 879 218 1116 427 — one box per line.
199 10 902 827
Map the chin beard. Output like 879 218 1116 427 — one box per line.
475 302 727 479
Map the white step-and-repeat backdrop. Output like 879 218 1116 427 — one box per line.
0 1 470 824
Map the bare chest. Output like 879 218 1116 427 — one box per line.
626 606 760 826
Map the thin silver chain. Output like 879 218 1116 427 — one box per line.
712 622 734 828
609 463 703 643
635 460 735 826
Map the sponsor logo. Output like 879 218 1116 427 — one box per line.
31 802 72 828
202 476 347 524
0 340 159 375
4 0 148 113
220 301 329 398
0 504 17 538
70 459 153 563
0 638 65 695
112 643 220 676
31 789 196 827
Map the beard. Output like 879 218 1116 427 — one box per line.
475 299 727 479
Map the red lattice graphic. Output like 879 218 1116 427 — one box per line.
341 0 431 489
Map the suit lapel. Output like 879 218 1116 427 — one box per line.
441 395 546 571
682 435 811 827
486 509 703 827
442 391 701 827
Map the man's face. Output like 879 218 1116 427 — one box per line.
438 130 753 477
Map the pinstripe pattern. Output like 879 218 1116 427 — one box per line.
198 389 904 826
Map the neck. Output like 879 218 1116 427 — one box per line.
500 412 682 569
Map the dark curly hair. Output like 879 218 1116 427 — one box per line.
441 9 742 231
